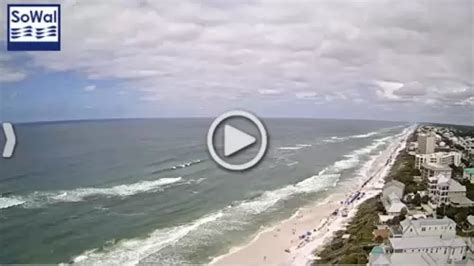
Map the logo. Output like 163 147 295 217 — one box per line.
7 4 61 51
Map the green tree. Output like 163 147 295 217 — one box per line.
421 195 429 204
412 193 421 206
399 208 408 221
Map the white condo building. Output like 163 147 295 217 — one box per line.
417 133 435 154
428 174 450 207
421 162 452 180
414 151 461 169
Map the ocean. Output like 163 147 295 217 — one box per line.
0 118 409 264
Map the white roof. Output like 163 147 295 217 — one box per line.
388 253 442 266
435 174 450 185
390 236 466 249
449 179 466 192
386 202 406 213
468 215 474 225
422 162 451 171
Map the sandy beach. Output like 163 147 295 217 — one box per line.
212 126 413 266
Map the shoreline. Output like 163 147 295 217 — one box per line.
212 126 413 266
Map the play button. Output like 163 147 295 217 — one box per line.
224 125 256 157
207 110 268 171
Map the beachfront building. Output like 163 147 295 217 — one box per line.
390 217 456 239
421 162 451 180
448 179 474 207
427 173 472 208
388 237 466 262
383 194 407 216
463 168 474 184
428 174 450 207
380 217 468 264
382 180 405 199
414 151 461 169
381 180 406 216
417 133 435 154
369 252 449 266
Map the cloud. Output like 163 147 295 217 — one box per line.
295 91 318 99
393 82 427 96
0 0 472 124
0 66 26 82
258 89 281 95
83 85 96 92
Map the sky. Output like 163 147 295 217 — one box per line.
0 0 473 125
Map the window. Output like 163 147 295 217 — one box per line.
421 227 426 232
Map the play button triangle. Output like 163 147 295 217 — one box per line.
224 124 256 157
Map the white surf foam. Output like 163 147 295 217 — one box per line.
50 177 183 202
71 211 224 265
322 126 398 143
69 131 402 265
8 177 183 209
0 197 25 209
277 146 303 150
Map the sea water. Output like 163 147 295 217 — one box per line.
0 118 408 264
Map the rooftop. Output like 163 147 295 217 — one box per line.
464 168 474 174
422 162 451 171
385 253 443 266
449 179 466 192
400 217 456 233
468 215 474 226
450 195 474 206
390 236 466 249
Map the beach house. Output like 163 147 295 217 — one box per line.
378 217 468 265
381 180 406 216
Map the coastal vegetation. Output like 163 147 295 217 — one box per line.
314 134 416 264
313 196 383 265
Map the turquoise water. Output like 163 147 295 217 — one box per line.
0 118 406 264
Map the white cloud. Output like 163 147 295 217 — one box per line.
0 0 472 123
83 85 96 92
0 66 26 82
295 91 318 99
258 89 281 95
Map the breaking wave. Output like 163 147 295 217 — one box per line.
3 177 183 209
0 197 25 210
68 128 403 265
151 159 203 174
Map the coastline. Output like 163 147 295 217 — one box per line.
212 126 414 266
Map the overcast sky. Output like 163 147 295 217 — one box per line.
0 0 473 124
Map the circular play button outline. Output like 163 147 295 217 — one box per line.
207 110 268 171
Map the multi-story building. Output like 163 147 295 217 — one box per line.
417 133 435 154
428 174 450 207
375 217 468 265
421 162 452 180
414 152 461 169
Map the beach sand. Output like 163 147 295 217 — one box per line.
212 126 413 266
213 192 346 266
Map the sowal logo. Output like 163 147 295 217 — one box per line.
7 4 61 51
